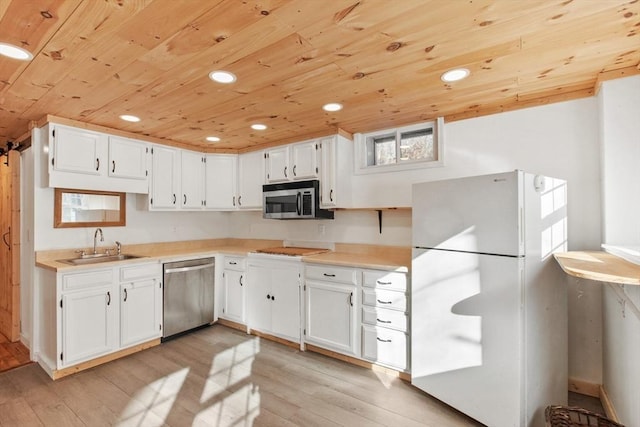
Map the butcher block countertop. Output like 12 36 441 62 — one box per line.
36 239 411 272
554 251 640 285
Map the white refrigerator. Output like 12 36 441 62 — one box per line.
411 170 568 427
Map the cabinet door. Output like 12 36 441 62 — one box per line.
150 145 180 209
204 154 237 209
291 141 318 180
223 269 245 323
305 280 357 355
265 146 289 183
181 150 204 209
120 278 162 348
108 136 148 180
270 265 301 341
320 136 337 207
51 125 107 175
246 265 272 332
61 287 117 367
237 150 264 209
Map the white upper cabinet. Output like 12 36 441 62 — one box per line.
291 141 319 180
265 140 319 183
108 136 149 181
320 134 353 208
50 125 107 176
237 150 264 210
204 154 238 209
265 146 289 183
180 150 204 209
46 123 149 193
149 144 180 209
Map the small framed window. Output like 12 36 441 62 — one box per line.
356 118 443 173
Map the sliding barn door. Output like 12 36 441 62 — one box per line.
0 151 20 342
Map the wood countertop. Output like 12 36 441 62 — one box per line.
36 239 411 272
554 251 640 285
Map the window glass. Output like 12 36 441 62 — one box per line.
400 128 434 162
373 135 396 165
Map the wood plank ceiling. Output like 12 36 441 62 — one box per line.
0 0 639 152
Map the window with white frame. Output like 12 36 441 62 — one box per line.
355 118 443 173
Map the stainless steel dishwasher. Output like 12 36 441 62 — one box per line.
163 257 215 339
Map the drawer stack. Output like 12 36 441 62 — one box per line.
361 270 409 371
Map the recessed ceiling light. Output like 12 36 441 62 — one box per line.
441 68 470 83
0 42 33 60
206 136 221 142
119 114 141 122
251 124 267 131
323 103 343 112
209 70 236 84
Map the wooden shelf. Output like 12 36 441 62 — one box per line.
554 251 640 285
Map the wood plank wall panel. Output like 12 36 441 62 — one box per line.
0 151 20 342
0 0 639 151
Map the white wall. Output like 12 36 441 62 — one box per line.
229 209 411 246
600 75 640 245
599 75 640 426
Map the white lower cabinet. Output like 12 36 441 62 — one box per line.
303 264 409 372
221 256 246 324
36 261 162 377
361 324 408 370
119 263 162 348
361 269 409 371
304 264 358 356
61 284 118 367
305 280 357 356
247 256 302 343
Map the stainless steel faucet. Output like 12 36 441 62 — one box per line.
115 241 121 255
93 228 104 254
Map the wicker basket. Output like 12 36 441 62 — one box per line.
545 406 625 427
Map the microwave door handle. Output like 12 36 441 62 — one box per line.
296 192 302 215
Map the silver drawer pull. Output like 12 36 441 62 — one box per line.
376 318 392 324
323 273 336 277
376 337 392 343
164 263 214 274
377 299 392 304
376 280 392 285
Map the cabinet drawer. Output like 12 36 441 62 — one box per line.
362 324 408 370
306 264 357 284
224 256 246 271
120 262 161 282
362 306 407 332
363 270 407 292
62 269 113 292
362 288 406 312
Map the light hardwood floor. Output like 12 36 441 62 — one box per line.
0 325 482 426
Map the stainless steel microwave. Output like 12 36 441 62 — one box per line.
263 180 334 220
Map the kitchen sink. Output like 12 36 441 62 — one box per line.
58 254 144 265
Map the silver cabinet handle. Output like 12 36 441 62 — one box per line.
377 337 392 343
376 318 392 324
106 291 111 306
323 273 335 277
239 275 243 286
349 292 353 307
376 280 392 285
377 299 392 305
112 160 116 173
123 288 128 302
96 158 100 171
284 166 288 178
164 263 214 274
